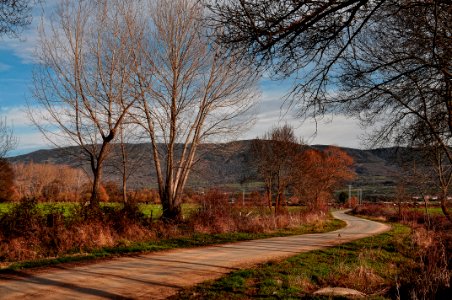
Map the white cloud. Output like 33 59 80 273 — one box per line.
243 88 367 148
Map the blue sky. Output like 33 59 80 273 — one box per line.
0 2 366 156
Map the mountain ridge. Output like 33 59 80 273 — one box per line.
9 140 405 198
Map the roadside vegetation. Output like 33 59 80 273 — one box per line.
0 190 345 270
173 205 451 299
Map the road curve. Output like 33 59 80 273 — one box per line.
0 211 389 299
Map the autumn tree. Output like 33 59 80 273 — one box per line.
0 117 16 201
252 125 302 213
131 0 258 220
31 0 140 208
294 147 355 210
0 159 15 201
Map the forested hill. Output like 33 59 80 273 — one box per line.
10 140 411 196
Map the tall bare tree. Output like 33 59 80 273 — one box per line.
131 0 258 220
252 125 302 213
31 0 140 207
106 122 146 205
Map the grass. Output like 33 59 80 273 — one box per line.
0 202 197 219
413 206 445 215
0 213 345 272
0 202 13 214
173 224 414 299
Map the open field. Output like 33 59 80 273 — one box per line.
0 202 314 219
0 202 197 219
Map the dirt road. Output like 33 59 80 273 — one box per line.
0 211 389 299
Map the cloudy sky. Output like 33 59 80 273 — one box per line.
0 2 368 156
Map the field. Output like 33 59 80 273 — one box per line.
0 202 198 219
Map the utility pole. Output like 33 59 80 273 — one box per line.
348 185 352 208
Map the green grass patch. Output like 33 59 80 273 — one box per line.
0 202 197 219
411 206 445 215
1 213 345 272
173 224 413 299
0 203 13 214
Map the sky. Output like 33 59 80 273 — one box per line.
0 1 368 156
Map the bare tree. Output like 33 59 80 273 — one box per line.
107 122 147 205
430 145 452 222
0 117 16 202
334 1 452 220
252 125 301 213
0 117 16 158
131 0 258 220
13 162 87 201
0 0 33 37
207 0 389 112
31 0 140 208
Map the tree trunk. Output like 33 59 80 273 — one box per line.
265 178 272 210
90 165 102 208
440 191 451 223
160 189 182 221
122 174 127 205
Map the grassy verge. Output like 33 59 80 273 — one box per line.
1 213 345 272
172 224 414 299
0 202 196 219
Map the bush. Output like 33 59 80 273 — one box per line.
0 159 15 202
0 200 154 261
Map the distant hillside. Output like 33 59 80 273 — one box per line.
10 140 412 199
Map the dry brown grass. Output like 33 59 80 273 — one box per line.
353 203 451 299
188 190 326 235
0 192 331 264
0 200 156 261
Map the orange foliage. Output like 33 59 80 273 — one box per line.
294 146 355 210
13 162 88 202
81 183 109 203
0 159 15 201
